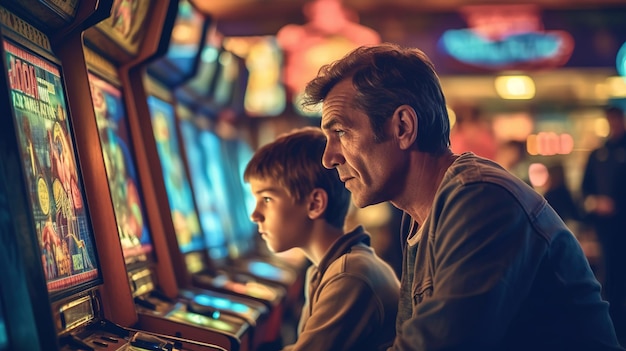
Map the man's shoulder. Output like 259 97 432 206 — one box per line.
442 157 531 201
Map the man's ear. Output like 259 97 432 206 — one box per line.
392 104 418 150
307 188 328 220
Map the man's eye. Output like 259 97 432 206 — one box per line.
335 130 345 137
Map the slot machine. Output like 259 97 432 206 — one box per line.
80 1 253 350
0 1 227 350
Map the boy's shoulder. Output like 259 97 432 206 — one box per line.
323 244 399 284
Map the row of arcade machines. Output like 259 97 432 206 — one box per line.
0 0 305 350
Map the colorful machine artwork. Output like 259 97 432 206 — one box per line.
4 39 99 292
88 72 153 264
96 0 151 56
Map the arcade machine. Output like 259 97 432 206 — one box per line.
174 38 288 305
0 1 226 350
174 44 304 347
175 43 297 283
141 20 302 347
83 0 272 348
175 102 287 348
80 0 253 350
143 1 274 332
190 47 301 290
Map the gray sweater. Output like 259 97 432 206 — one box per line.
391 153 622 351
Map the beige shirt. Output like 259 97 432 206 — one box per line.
283 227 400 351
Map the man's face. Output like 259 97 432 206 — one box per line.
320 79 405 208
248 177 312 253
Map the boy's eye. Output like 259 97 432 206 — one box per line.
262 197 271 203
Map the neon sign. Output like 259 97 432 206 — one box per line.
617 41 626 77
440 30 573 69
439 5 574 70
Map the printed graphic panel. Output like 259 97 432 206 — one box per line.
4 39 99 293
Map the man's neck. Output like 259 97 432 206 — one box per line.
391 150 458 225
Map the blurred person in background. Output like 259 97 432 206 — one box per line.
581 105 626 343
304 42 623 350
496 140 531 185
449 105 498 161
544 162 582 225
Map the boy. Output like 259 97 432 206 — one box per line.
244 127 400 351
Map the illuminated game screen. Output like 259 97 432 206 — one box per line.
4 39 99 294
88 72 154 265
177 112 229 261
168 309 235 332
146 95 204 254
0 301 6 351
148 0 206 87
220 139 256 255
166 0 204 75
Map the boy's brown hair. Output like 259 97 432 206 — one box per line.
243 127 350 228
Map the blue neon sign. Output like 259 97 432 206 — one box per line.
439 28 573 69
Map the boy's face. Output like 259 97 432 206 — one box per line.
248 177 312 253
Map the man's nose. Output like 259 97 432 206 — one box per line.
322 143 342 169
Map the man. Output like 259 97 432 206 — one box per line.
582 106 626 343
303 43 623 350
244 127 399 351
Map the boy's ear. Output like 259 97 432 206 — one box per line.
307 188 328 220
392 104 418 150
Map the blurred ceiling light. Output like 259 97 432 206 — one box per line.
171 0 202 45
526 132 574 156
594 117 610 138
495 75 535 99
594 82 610 101
606 76 626 98
492 112 533 141
447 105 457 128
172 23 196 44
223 36 256 57
528 163 549 188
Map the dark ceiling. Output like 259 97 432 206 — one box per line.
187 0 626 107
191 0 626 37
